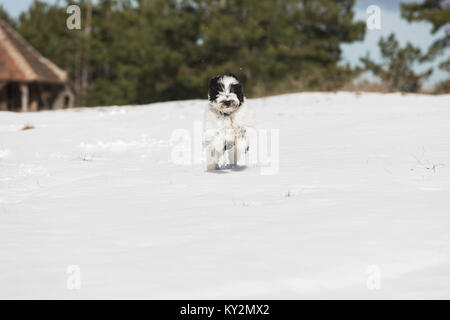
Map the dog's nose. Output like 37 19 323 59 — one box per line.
223 100 232 106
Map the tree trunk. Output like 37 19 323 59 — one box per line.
81 2 93 105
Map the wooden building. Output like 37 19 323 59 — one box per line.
0 18 74 112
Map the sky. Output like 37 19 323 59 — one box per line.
342 0 449 87
1 0 448 87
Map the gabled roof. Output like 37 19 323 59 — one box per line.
0 18 68 84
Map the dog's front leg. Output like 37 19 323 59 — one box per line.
205 130 229 170
204 129 221 170
222 128 236 166
206 144 220 170
235 127 250 166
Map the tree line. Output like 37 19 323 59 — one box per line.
0 0 448 107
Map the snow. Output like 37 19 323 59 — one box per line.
0 92 449 299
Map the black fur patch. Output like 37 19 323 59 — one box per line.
208 74 244 105
230 83 244 105
208 76 222 102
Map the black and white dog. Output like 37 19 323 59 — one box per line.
203 74 254 170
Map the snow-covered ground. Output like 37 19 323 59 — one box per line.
1 92 449 299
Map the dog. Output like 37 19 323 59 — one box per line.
203 74 254 170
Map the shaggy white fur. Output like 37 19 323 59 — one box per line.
203 75 255 170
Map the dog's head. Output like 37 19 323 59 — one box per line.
208 74 244 115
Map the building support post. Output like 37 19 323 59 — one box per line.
0 81 7 111
20 83 29 112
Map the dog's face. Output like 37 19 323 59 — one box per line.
208 74 244 115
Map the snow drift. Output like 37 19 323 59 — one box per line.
0 92 449 299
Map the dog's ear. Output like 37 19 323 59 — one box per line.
208 76 221 102
231 83 244 105
208 76 220 90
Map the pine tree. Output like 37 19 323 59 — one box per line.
401 0 450 73
0 5 17 27
13 0 367 106
361 33 432 92
195 0 366 95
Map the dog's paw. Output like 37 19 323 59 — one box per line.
207 163 219 171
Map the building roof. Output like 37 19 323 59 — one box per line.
0 18 68 84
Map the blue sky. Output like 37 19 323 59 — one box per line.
342 0 449 87
1 0 448 87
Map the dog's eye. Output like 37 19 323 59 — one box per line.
230 84 241 94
